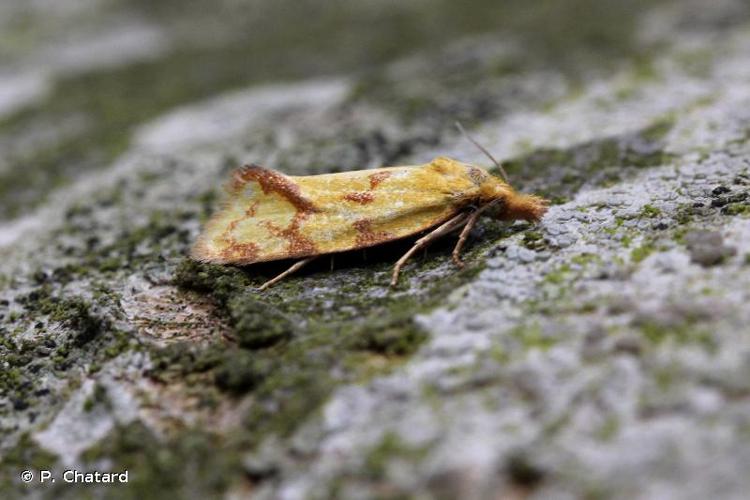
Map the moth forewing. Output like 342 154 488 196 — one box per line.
192 157 548 288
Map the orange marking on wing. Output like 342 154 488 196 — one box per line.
263 213 318 256
343 192 375 204
353 219 393 247
219 219 240 246
245 201 259 217
233 164 319 213
219 241 261 262
368 171 391 190
213 218 262 262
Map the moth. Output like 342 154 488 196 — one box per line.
192 129 548 289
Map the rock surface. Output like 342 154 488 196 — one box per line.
2 1 750 499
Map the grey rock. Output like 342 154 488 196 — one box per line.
3 1 750 500
684 230 737 266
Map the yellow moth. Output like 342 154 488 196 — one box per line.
192 130 548 289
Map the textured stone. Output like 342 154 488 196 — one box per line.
3 1 750 499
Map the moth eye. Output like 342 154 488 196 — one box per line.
468 167 487 185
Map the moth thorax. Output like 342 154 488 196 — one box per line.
478 178 510 202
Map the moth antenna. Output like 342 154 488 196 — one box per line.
455 121 510 184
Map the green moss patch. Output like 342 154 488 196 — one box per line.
0 434 58 495
630 244 656 263
500 119 675 198
637 322 716 351
165 250 483 448
1 283 133 419
639 204 661 218
77 422 240 500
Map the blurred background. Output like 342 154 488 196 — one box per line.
0 0 673 221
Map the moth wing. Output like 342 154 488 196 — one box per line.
191 164 316 264
192 164 464 264
291 166 462 255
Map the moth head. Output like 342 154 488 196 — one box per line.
499 191 549 222
453 122 549 223
476 176 548 222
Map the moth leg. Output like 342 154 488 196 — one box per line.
391 213 470 287
452 211 482 268
259 257 317 291
452 199 503 268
